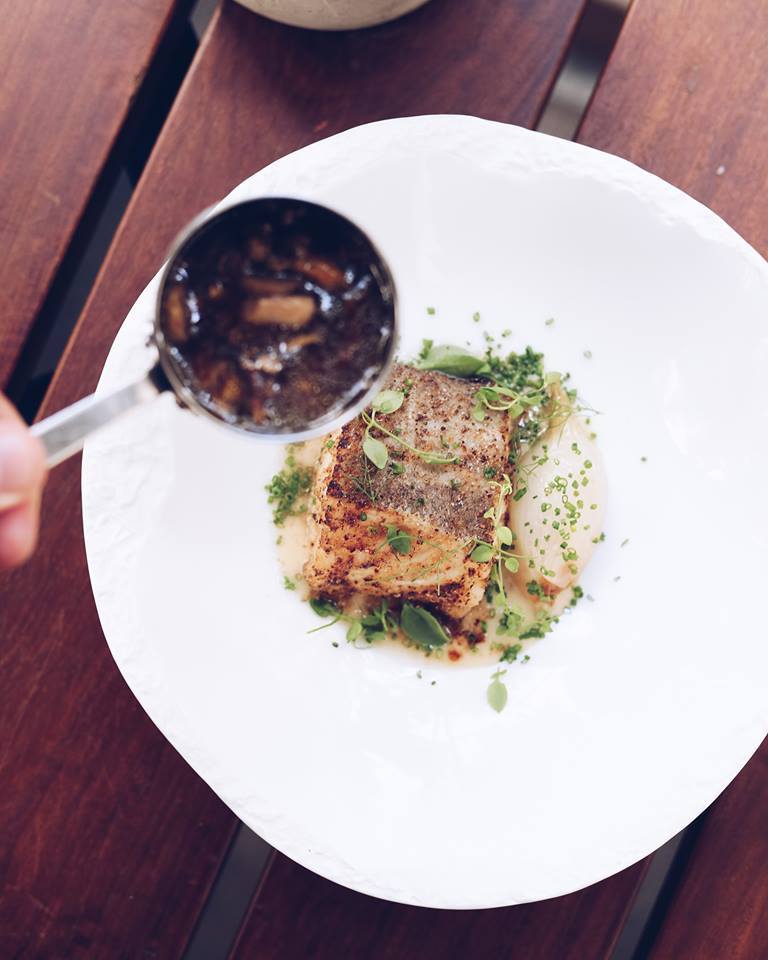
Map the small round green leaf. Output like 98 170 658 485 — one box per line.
504 557 520 573
497 526 514 546
487 673 508 713
386 525 412 555
363 434 388 469
470 543 493 563
372 389 405 414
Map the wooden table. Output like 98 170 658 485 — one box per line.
2 1 767 956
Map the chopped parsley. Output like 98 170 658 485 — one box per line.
499 642 522 663
266 448 313 525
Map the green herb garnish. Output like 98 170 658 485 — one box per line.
497 607 524 637
383 525 412 555
416 344 490 378
400 603 449 650
487 668 508 713
265 449 313 525
417 339 434 363
361 391 458 471
309 598 341 620
371 389 405 414
470 542 493 563
569 585 584 607
362 434 388 469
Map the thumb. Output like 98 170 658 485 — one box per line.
0 400 47 568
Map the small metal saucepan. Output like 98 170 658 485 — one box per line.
30 197 398 468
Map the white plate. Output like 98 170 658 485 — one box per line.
82 116 768 908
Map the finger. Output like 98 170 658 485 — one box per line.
0 421 46 501
0 392 25 423
0 496 41 569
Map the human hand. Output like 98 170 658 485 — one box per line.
0 394 46 569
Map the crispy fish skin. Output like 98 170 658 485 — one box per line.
304 364 511 618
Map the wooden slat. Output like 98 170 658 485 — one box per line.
231 852 645 959
650 747 768 960
579 0 768 257
0 0 189 390
0 0 654 956
578 1 768 957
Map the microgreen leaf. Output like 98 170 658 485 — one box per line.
309 598 340 618
363 434 388 469
470 543 494 563
346 620 363 643
487 669 508 713
499 643 522 663
362 411 458 466
400 603 449 650
417 338 434 362
504 557 520 573
417 345 489 378
497 608 524 636
372 389 405 414
385 525 412 555
513 487 528 501
497 526 514 546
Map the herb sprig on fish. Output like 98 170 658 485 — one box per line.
361 388 460 470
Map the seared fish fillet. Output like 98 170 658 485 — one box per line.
304 364 511 618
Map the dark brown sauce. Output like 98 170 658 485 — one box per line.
158 198 395 433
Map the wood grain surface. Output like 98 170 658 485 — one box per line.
0 0 602 956
230 852 645 959
0 0 191 391
579 0 768 956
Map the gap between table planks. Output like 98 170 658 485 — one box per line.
0 0 193 392
0 0 630 957
578 0 768 955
